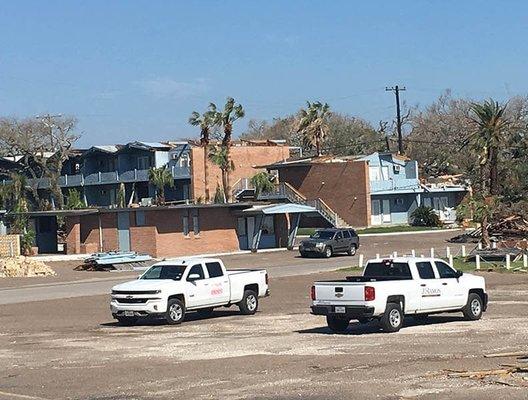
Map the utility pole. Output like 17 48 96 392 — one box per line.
385 85 406 154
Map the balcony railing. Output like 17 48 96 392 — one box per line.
18 166 191 189
370 178 421 193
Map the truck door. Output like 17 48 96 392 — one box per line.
434 261 466 308
416 261 444 311
204 261 230 305
185 264 209 308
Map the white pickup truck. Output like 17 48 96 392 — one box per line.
311 257 488 333
110 257 269 325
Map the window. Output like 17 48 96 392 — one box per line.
395 198 404 206
141 265 187 280
237 218 246 236
364 262 412 279
416 262 436 279
310 230 335 239
335 231 343 239
348 229 358 238
136 211 145 226
193 215 199 235
369 166 381 181
423 197 432 208
261 215 274 235
343 230 351 239
182 216 189 236
137 156 150 170
206 262 224 278
187 264 205 281
435 261 457 279
179 154 190 168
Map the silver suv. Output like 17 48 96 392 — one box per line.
299 228 360 258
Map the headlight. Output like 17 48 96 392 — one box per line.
315 242 325 249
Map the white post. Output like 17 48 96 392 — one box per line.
430 247 435 258
492 241 497 249
420 254 425 258
506 254 511 270
449 254 454 268
446 246 451 258
523 254 527 268
358 254 364 269
478 242 483 250
393 251 398 258
476 254 481 270
411 249 416 257
462 245 466 257
375 253 380 259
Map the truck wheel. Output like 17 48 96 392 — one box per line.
166 298 185 325
462 293 483 321
347 244 357 256
116 316 138 326
324 246 333 258
380 302 403 332
239 290 258 315
326 316 349 333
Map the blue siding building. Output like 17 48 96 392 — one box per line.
359 152 468 226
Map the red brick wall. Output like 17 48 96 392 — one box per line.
65 216 81 254
191 145 289 200
278 161 371 227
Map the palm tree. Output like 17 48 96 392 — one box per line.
148 166 174 205
296 101 331 156
189 108 216 202
208 145 234 203
468 99 509 246
208 97 245 202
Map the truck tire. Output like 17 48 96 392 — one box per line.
347 244 357 256
239 290 258 315
380 302 403 332
116 316 138 326
324 246 333 258
166 298 185 325
326 316 349 333
462 293 483 321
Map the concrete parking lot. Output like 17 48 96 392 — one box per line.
1 231 527 399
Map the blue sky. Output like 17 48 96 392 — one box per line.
1 1 527 147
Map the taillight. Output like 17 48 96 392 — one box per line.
311 285 316 300
265 273 268 285
364 286 375 301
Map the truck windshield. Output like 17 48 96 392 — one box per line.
141 265 187 280
364 262 412 279
310 231 335 239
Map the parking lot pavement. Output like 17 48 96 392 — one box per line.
1 269 527 400
0 230 467 305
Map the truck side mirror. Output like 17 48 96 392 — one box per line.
455 270 463 278
187 273 201 281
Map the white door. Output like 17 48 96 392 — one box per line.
185 264 210 308
371 200 382 225
382 199 391 223
416 261 444 311
204 261 230 305
434 261 466 308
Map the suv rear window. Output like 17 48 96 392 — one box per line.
364 262 412 279
343 230 351 238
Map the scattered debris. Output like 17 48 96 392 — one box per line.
484 351 528 358
77 251 153 271
490 215 528 238
0 256 55 277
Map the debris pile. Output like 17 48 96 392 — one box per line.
490 215 528 238
0 257 56 278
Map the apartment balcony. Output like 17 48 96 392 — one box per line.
23 166 191 189
370 178 421 194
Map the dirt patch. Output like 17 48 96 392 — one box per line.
0 256 55 278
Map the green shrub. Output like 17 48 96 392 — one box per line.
411 206 441 227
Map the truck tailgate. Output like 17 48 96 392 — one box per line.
314 282 365 304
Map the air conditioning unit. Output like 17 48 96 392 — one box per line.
393 165 401 174
140 197 153 207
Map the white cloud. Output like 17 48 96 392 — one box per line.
138 77 207 99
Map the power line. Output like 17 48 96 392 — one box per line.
386 85 406 155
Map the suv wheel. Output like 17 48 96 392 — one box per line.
462 293 483 321
380 302 403 332
347 244 357 256
324 246 333 258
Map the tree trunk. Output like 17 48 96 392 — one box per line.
489 146 499 195
481 214 490 248
221 168 228 203
50 172 64 210
224 147 232 203
203 145 210 202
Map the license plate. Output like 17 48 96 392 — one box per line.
334 306 346 314
124 311 135 317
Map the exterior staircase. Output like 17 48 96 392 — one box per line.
257 182 349 228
